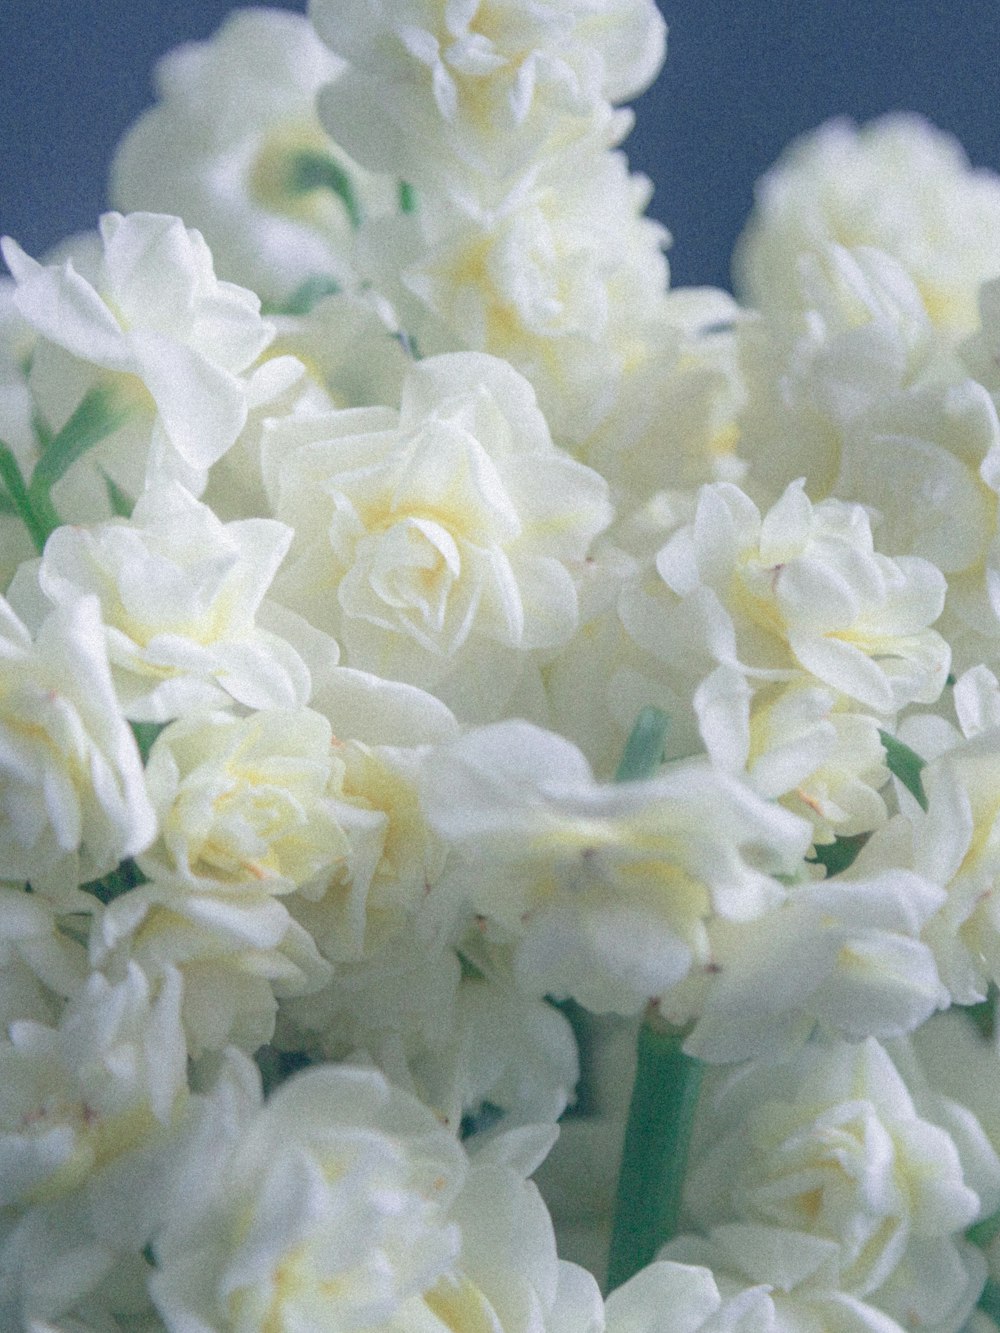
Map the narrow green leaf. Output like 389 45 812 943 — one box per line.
879 730 928 811
264 274 341 316
399 180 417 213
28 386 130 502
0 487 17 515
101 469 134 519
0 440 49 551
607 1011 703 1291
287 152 361 227
615 706 670 783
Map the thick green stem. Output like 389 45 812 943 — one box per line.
606 1008 703 1292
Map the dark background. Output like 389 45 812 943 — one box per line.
5 1 1000 292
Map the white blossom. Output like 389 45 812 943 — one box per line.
27 481 311 722
0 594 154 893
734 114 1000 339
865 682 1000 1007
604 1260 777 1332
265 352 612 720
0 966 187 1325
421 718 812 1015
676 868 947 1063
2 212 273 509
680 1038 998 1329
150 1057 598 1332
359 143 670 445
311 0 665 199
110 9 391 304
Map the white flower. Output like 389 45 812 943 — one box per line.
359 144 670 445
404 970 580 1130
137 707 356 896
0 884 90 1029
0 964 185 1212
677 869 947 1063
94 886 332 1059
265 352 612 720
0 966 187 1324
312 0 665 197
421 719 811 1015
30 482 311 722
736 241 981 503
873 698 1000 1007
2 212 273 506
734 114 1000 339
604 1260 777 1332
662 1228 973 1333
110 9 391 304
286 734 449 964
680 1038 998 1328
733 242 1000 675
650 479 949 716
703 677 890 844
150 1057 598 1332
0 594 155 892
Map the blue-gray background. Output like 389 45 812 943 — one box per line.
5 1 1000 293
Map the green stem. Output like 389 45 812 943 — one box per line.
606 1008 703 1292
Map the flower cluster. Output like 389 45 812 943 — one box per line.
6 4 1000 1331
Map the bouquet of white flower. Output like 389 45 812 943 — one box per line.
6 4 1000 1330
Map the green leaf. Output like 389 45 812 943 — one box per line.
28 386 130 505
457 950 485 981
960 985 997 1040
287 152 361 227
399 180 417 213
265 274 342 316
460 1100 504 1140
968 1205 1000 1250
879 730 928 811
615 706 670 783
101 469 134 518
255 1045 313 1098
808 832 868 877
81 858 146 905
0 439 49 551
130 721 166 764
978 1278 1000 1320
607 1011 703 1291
